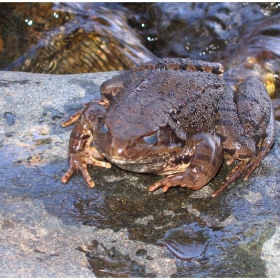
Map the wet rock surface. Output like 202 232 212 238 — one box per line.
0 71 279 277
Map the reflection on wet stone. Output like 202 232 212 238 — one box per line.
5 132 14 137
157 223 211 260
32 132 52 146
135 248 147 257
4 112 16 126
84 241 156 278
44 108 65 121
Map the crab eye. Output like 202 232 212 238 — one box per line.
143 132 158 145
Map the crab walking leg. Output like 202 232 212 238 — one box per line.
149 133 224 193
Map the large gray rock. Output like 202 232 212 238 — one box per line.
0 71 279 277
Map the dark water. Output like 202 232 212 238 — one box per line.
0 3 155 73
1 2 280 118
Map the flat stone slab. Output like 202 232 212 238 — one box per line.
0 71 279 277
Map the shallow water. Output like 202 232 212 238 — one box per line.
1 2 280 119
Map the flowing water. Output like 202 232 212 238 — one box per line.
1 2 280 117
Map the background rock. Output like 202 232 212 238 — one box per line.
0 71 279 277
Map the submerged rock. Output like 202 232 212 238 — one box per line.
0 71 279 277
